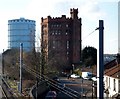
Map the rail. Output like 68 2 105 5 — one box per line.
0 85 8 99
1 76 20 98
23 65 81 98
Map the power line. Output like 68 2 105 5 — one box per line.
82 27 99 40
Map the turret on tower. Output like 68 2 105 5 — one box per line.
70 8 78 19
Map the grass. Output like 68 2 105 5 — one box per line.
7 79 35 97
7 80 18 90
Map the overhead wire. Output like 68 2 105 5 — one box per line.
82 27 99 41
23 65 80 98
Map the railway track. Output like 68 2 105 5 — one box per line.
23 66 81 98
1 78 18 99
0 85 8 99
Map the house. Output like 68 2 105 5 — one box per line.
104 54 120 98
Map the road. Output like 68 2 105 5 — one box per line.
59 77 95 97
36 77 96 98
0 82 8 99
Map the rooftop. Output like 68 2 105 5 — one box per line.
104 60 120 79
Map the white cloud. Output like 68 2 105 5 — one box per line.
80 1 106 21
23 0 107 21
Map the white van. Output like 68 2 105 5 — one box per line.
82 72 93 80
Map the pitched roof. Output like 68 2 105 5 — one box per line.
104 60 120 78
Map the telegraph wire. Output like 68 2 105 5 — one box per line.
82 27 99 40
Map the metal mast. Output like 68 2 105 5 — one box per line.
20 43 23 94
97 20 104 98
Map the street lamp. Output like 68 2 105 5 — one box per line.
80 65 84 97
116 53 120 78
72 64 74 73
2 49 4 76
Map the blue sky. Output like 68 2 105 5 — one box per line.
0 0 119 54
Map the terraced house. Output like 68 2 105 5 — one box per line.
104 54 120 98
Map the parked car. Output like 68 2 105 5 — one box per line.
91 77 97 82
61 72 68 77
70 74 80 78
45 91 57 99
52 76 59 82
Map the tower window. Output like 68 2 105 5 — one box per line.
66 30 69 35
52 32 54 35
66 32 68 35
67 41 69 49
67 51 69 55
58 30 61 35
51 30 54 35
66 24 69 27
53 40 56 49
67 57 69 60
55 30 58 35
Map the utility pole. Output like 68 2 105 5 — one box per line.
34 48 38 99
97 20 104 98
20 43 23 94
2 49 4 76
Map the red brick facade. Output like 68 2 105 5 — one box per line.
41 8 82 68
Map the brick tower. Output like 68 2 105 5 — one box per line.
41 8 82 69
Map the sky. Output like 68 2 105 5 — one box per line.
0 0 119 54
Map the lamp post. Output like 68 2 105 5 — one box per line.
72 64 74 73
2 49 4 76
20 43 23 94
80 61 84 97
